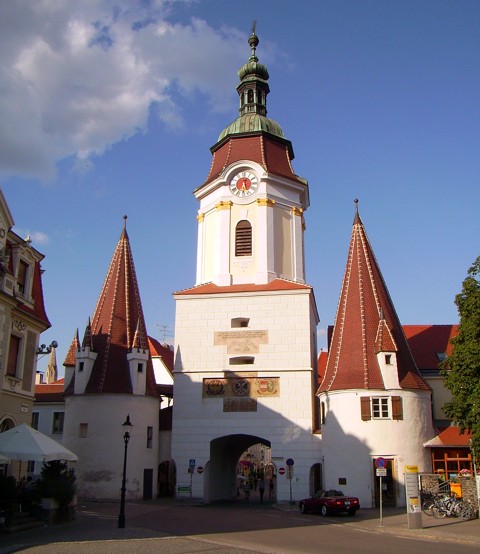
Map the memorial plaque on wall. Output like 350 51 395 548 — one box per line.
223 398 257 412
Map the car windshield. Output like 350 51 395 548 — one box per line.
324 490 344 497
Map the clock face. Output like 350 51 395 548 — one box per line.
229 171 259 198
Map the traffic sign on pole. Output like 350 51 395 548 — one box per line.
375 457 386 469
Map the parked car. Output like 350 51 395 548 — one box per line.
298 490 360 516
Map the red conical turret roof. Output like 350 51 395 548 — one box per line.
319 202 429 393
65 217 157 397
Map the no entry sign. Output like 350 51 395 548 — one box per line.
278 467 286 475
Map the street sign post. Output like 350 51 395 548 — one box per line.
188 459 196 503
285 458 295 507
375 458 386 526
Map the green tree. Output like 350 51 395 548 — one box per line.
441 256 480 468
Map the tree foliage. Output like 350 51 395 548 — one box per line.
441 256 480 466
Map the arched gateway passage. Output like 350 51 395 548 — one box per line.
207 434 271 502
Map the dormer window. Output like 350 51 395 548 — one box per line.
436 352 447 362
17 260 29 294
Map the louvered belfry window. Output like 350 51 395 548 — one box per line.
235 220 252 256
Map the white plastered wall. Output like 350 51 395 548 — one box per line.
172 288 322 502
63 393 159 500
319 389 435 507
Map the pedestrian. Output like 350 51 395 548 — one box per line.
269 476 275 499
258 478 265 503
243 481 251 502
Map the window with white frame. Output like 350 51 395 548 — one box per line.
372 397 389 419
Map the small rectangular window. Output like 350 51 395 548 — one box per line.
147 426 153 448
31 412 39 430
231 317 250 328
372 397 389 419
385 354 392 365
78 362 84 372
52 412 65 434
79 423 88 438
138 363 143 373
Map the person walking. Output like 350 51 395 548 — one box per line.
258 478 265 503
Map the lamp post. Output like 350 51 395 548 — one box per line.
118 414 132 528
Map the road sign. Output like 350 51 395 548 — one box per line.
177 485 191 492
278 467 286 475
286 458 294 466
376 468 387 477
375 457 386 469
287 466 294 480
197 466 204 474
189 458 196 469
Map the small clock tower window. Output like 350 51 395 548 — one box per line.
235 220 252 256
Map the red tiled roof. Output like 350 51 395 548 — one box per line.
403 325 458 370
175 278 312 296
317 351 328 387
203 133 305 187
319 209 429 393
424 426 472 447
35 379 64 402
148 336 174 375
63 331 80 367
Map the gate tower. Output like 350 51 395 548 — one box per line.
171 28 321 503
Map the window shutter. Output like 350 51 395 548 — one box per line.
392 396 403 420
235 221 252 256
360 397 371 421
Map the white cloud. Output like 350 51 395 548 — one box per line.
0 1 248 180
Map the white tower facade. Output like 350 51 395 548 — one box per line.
171 30 321 503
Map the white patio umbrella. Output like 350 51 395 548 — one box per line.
0 424 78 462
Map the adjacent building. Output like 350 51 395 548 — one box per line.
0 190 51 438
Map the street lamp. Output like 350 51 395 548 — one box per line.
36 340 58 359
118 414 132 528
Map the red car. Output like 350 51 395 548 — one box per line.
298 490 360 516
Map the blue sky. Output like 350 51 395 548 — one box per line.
1 0 478 375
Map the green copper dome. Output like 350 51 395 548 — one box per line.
217 25 284 142
218 113 284 141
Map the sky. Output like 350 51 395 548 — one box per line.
0 0 478 376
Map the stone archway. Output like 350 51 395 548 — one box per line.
208 434 271 502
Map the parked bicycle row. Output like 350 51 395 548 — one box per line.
422 492 477 520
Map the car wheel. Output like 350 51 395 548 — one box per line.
321 505 328 516
347 509 356 516
299 503 307 514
